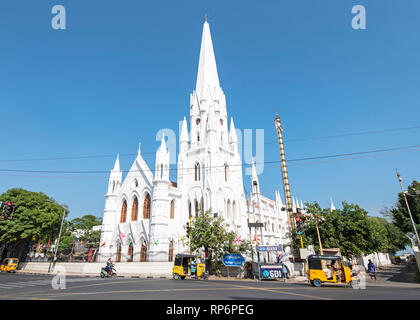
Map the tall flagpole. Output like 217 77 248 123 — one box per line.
274 113 296 251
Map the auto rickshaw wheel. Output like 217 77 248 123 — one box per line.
180 276 186 280
173 273 180 280
313 279 322 287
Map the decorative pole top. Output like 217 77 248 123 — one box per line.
204 14 209 22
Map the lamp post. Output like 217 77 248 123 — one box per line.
48 205 66 273
396 171 420 248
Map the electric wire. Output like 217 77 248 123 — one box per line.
0 144 418 179
0 125 419 163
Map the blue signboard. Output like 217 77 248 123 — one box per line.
256 245 282 252
222 254 245 267
260 265 284 279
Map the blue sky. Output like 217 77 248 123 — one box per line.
0 0 419 220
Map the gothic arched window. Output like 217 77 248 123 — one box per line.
195 199 199 217
170 200 175 219
140 239 147 262
127 243 134 262
168 240 174 262
120 199 127 223
116 244 121 263
195 163 200 181
143 193 151 219
224 163 229 182
131 196 138 221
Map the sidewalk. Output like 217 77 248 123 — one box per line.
362 263 420 288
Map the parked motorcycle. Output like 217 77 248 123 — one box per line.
100 264 117 278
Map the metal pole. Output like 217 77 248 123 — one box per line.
274 114 296 248
189 214 192 254
315 217 323 255
48 208 65 273
397 171 420 247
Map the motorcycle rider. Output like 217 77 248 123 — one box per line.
104 258 113 275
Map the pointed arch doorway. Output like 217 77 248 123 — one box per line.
140 239 147 262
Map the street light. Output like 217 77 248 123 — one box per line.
396 171 420 249
48 202 67 273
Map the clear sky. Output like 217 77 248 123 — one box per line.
0 1 419 219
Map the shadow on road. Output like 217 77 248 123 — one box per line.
376 264 419 284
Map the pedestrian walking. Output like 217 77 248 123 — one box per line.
190 258 197 278
281 262 288 281
367 259 376 282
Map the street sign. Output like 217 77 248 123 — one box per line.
248 222 263 228
221 254 245 267
256 245 282 252
260 265 284 279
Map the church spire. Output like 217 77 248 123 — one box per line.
196 20 220 96
113 154 120 172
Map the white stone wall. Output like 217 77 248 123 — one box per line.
359 252 392 269
18 262 173 277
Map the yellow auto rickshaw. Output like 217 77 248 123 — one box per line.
307 255 355 287
172 254 208 280
0 258 19 273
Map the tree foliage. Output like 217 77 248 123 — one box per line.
190 209 251 273
383 180 420 240
0 188 68 246
301 201 408 259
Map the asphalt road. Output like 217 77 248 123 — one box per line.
0 269 419 300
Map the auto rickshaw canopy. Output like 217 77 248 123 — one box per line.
2 258 19 265
174 254 202 265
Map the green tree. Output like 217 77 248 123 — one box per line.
369 217 408 253
69 215 102 232
190 209 251 274
68 215 102 250
384 180 420 239
302 201 401 259
0 188 69 260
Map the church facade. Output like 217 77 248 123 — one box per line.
98 21 297 263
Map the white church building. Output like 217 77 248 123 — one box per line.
98 21 300 263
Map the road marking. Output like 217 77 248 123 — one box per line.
8 284 335 300
0 278 160 299
0 277 102 290
229 283 333 300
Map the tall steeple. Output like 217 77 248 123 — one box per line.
113 154 120 172
196 20 220 98
107 154 122 195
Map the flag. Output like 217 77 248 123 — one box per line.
47 239 50 248
278 252 290 263
119 231 126 239
234 236 242 244
100 242 105 247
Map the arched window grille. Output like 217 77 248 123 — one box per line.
170 200 175 219
131 197 138 221
120 200 127 223
143 193 151 219
195 163 200 181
